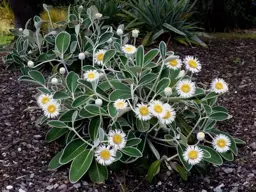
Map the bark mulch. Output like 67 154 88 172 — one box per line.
0 39 256 192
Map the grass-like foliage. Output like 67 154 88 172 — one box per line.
3 3 244 184
0 0 14 35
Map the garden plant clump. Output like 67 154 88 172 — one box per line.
3 3 245 184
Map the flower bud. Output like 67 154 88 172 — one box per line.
132 29 139 38
107 38 113 44
27 60 34 68
164 87 172 96
95 99 103 106
51 78 58 85
59 67 66 74
19 28 23 32
197 132 205 141
95 13 103 19
28 50 33 55
78 5 83 14
176 70 185 79
116 28 123 36
79 52 85 60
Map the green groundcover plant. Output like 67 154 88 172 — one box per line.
3 4 244 184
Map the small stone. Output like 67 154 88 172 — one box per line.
30 173 34 178
46 185 54 190
201 190 207 192
73 183 81 188
19 189 26 192
230 187 239 192
53 183 59 188
157 181 162 186
249 142 256 150
6 185 13 190
223 168 234 174
33 135 42 139
18 148 21 152
166 171 171 176
82 181 88 186
58 184 67 190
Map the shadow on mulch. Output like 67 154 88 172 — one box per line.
0 39 255 192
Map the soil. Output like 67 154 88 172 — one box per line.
0 39 256 192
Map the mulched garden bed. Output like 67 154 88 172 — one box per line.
0 39 256 192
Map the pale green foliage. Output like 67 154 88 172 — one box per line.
4 3 244 184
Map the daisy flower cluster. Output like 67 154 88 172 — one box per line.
94 129 127 166
183 133 232 166
37 94 60 118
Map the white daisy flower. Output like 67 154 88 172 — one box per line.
43 101 60 118
135 103 152 121
210 78 229 94
166 58 182 70
212 134 231 153
94 49 106 65
122 44 137 55
37 94 53 108
184 56 201 73
108 129 127 150
83 70 100 82
183 145 204 165
95 145 116 166
176 79 196 98
113 99 128 111
149 100 166 118
159 104 176 124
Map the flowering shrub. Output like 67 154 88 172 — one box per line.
6 4 244 184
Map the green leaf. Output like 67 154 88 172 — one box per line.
234 138 246 145
212 106 228 113
59 110 76 122
209 112 229 121
48 120 68 128
109 90 131 101
136 45 144 66
202 149 211 158
103 49 116 64
71 95 89 108
69 149 94 183
108 103 117 118
147 160 161 183
147 139 160 160
139 73 157 86
175 164 188 180
200 145 223 165
163 23 186 36
48 151 63 170
220 150 234 161
60 139 87 164
55 31 71 55
45 128 68 143
99 32 113 45
136 119 150 132
159 41 166 58
53 91 70 99
89 162 108 183
66 72 79 93
144 49 159 66
110 80 130 91
177 144 192 171
85 104 108 115
126 138 142 146
28 70 45 85
121 147 142 157
38 87 51 94
89 116 101 141
203 104 212 116
156 78 170 94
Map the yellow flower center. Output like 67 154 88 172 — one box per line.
96 53 104 61
116 102 125 109
163 111 171 119
41 97 50 104
154 104 163 113
217 139 226 148
169 60 178 67
87 72 95 79
215 82 223 90
100 149 111 160
139 106 149 116
188 60 197 68
125 46 133 53
47 104 56 113
181 84 191 93
113 134 122 144
188 150 198 159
